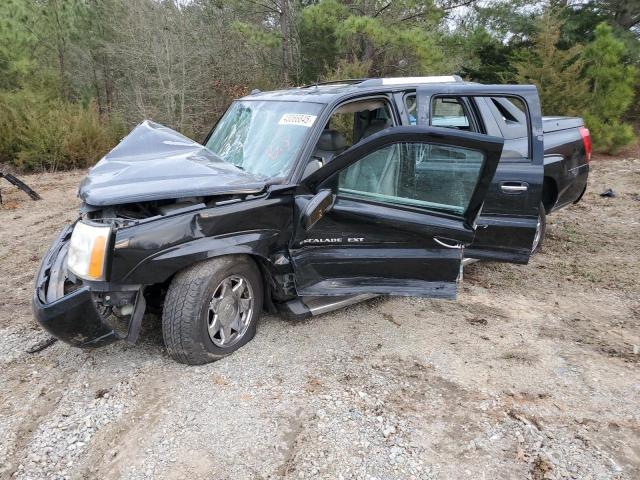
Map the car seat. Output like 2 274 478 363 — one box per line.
301 129 348 179
341 118 398 195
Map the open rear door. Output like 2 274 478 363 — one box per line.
415 84 544 264
289 126 503 298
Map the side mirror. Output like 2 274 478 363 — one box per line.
301 189 335 231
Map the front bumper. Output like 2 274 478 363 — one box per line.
33 225 141 348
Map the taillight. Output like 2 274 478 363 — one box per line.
579 126 592 162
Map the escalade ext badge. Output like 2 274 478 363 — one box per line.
78 120 267 207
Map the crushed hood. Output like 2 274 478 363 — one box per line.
79 120 267 206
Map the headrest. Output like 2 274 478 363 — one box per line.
363 118 389 138
317 129 347 151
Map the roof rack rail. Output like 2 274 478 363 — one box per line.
298 78 369 89
358 75 463 87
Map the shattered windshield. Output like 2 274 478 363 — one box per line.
205 100 324 178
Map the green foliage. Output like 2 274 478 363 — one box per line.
0 91 123 172
1 0 639 171
515 12 588 116
20 0 86 99
299 0 446 83
322 58 372 81
458 28 518 83
582 22 637 152
583 114 634 153
0 0 35 89
233 21 282 49
299 0 349 82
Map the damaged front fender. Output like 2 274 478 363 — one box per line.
33 226 146 347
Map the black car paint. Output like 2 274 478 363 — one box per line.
33 79 589 348
542 120 590 211
290 127 503 297
78 121 268 206
413 85 546 264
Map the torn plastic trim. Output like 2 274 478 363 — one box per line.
33 227 147 347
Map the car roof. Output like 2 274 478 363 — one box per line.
240 76 467 104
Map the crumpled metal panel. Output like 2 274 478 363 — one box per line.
78 120 267 206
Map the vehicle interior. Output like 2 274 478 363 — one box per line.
302 98 394 178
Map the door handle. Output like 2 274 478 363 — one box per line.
434 237 462 249
500 182 528 194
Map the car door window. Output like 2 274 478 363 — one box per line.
338 141 485 215
432 98 471 129
405 95 473 130
485 96 530 160
304 98 396 179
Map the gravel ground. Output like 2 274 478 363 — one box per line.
0 156 639 480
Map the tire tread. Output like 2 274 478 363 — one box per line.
162 256 259 365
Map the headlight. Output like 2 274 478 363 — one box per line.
67 222 112 281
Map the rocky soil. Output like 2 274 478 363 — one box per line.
0 156 638 480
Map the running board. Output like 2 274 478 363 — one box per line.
280 260 479 320
278 294 377 321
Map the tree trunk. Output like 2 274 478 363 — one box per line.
280 0 291 85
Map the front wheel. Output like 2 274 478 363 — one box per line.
531 202 547 254
162 255 263 365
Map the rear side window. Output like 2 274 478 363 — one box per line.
489 97 527 135
432 97 470 129
485 96 530 161
404 94 473 131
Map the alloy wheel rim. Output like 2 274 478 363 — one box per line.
207 274 253 348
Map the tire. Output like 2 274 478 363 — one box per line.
531 201 547 254
162 255 263 365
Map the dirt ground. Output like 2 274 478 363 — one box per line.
0 156 638 480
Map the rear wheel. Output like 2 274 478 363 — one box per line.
531 202 547 254
162 255 263 365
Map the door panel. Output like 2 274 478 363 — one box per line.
415 86 544 264
467 159 543 262
291 200 463 297
291 127 503 298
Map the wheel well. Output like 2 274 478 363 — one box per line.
542 177 558 213
154 253 279 314
239 254 279 314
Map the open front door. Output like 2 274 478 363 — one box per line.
289 126 503 298
415 84 544 263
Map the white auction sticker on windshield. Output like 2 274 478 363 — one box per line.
278 113 317 127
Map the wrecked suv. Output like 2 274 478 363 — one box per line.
34 77 590 364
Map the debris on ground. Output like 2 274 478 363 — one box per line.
466 317 488 326
0 172 41 203
26 336 58 354
600 187 616 197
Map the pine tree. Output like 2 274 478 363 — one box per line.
515 12 588 117
582 22 637 153
298 0 447 83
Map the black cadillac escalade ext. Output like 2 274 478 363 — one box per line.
34 76 591 364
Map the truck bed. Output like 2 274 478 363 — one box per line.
542 116 589 212
543 116 584 133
